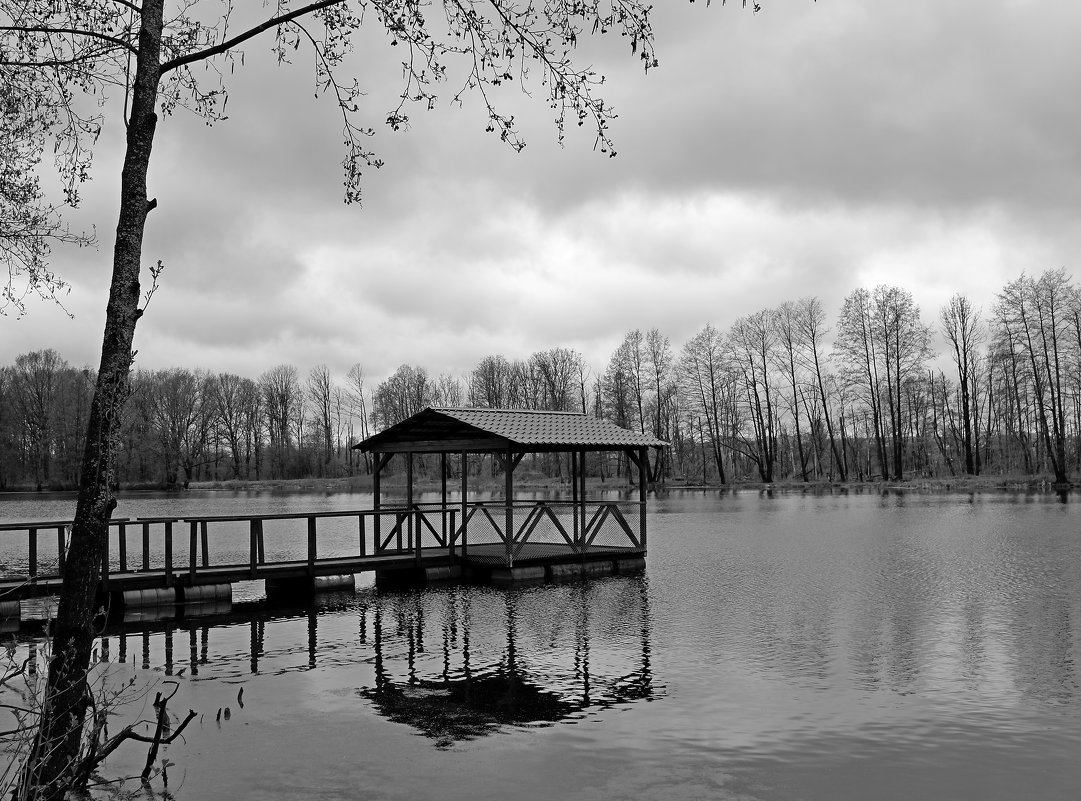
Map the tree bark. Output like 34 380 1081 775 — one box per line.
23 1 164 796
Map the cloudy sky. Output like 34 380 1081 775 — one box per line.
5 0 1081 387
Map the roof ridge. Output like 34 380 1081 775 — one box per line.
432 406 586 417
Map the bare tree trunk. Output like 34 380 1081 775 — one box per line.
24 3 164 796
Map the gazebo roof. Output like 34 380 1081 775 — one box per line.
354 407 667 454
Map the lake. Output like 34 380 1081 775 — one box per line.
2 487 1080 800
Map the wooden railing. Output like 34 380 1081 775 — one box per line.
0 500 645 596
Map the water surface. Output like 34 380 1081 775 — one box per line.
2 488 1079 800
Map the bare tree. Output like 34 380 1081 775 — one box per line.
373 364 434 428
644 329 673 479
728 310 778 482
773 302 809 481
794 297 845 481
345 362 370 473
433 372 464 407
146 368 201 488
9 349 65 486
994 269 1073 483
678 324 730 484
940 294 984 475
836 288 889 478
469 355 513 408
609 330 647 433
531 347 581 411
212 373 247 479
307 364 335 475
836 286 931 480
260 364 302 479
871 285 932 480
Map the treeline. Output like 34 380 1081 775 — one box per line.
2 268 1080 489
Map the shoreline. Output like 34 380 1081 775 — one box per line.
2 473 1074 496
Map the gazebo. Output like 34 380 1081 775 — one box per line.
353 407 666 584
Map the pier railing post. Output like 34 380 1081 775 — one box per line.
100 531 109 593
571 451 579 550
639 447 648 552
414 508 422 568
142 522 151 571
406 453 414 553
373 451 383 554
118 521 128 573
200 521 210 567
359 514 366 557
249 519 261 579
56 525 66 576
460 451 468 560
441 452 448 546
188 521 198 581
28 527 37 580
505 447 514 569
307 516 317 577
164 521 174 587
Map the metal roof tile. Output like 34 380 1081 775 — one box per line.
355 407 667 452
431 407 667 448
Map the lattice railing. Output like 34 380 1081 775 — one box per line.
443 501 643 566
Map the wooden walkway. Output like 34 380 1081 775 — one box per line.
0 502 646 606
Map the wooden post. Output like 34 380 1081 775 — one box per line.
200 521 209 567
188 521 198 581
28 527 37 579
56 525 66 575
406 452 414 555
142 522 151 571
164 521 173 587
307 516 317 577
505 447 514 568
118 521 128 572
571 450 579 548
100 528 109 593
440 452 448 546
359 513 366 557
579 450 587 550
249 519 260 579
414 505 422 569
373 450 381 554
460 451 468 559
639 447 648 551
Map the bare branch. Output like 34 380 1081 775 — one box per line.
0 25 138 56
160 0 346 73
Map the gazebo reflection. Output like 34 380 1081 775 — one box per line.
359 577 656 746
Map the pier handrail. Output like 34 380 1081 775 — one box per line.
0 518 132 530
1 499 645 604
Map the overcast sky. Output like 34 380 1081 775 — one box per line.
5 0 1080 388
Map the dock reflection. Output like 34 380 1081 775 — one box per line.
361 580 656 746
77 576 656 744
